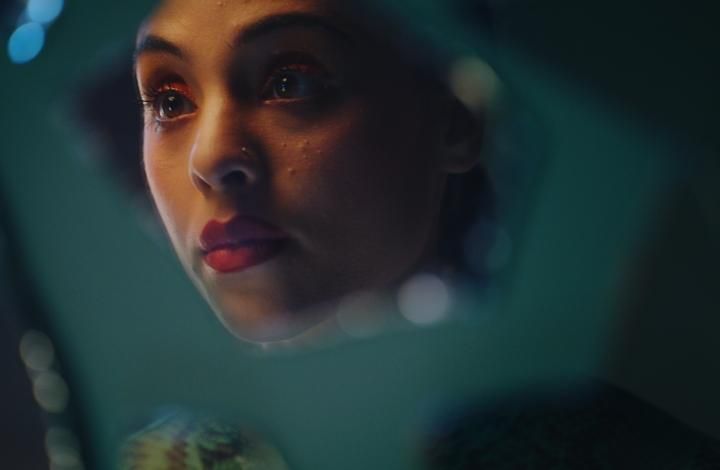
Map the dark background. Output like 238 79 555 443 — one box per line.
1 0 718 468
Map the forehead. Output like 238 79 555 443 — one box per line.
142 0 347 40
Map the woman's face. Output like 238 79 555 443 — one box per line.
135 0 465 341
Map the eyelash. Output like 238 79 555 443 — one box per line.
139 58 334 125
259 61 333 103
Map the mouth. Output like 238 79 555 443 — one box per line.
200 216 289 273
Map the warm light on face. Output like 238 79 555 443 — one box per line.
135 0 464 342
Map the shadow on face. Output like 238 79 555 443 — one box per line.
133 0 490 342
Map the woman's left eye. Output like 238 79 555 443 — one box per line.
261 65 330 102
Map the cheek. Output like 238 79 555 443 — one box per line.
309 103 440 214
277 101 445 270
143 133 195 250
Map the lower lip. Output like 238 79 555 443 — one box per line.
203 240 286 273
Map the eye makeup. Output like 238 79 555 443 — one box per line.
259 51 337 104
134 24 353 132
138 77 196 127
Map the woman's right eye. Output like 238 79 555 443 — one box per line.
141 83 196 122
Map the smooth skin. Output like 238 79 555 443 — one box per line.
135 0 481 342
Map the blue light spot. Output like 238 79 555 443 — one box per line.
27 0 64 24
7 22 45 64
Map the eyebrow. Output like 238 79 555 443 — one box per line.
134 34 184 62
237 13 353 46
134 13 353 63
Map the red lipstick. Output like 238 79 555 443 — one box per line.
200 216 287 273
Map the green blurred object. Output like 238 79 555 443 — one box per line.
1 0 718 469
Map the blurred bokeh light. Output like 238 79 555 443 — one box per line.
27 0 64 24
7 21 45 64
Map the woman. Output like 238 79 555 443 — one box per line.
125 0 498 466
125 1 720 469
133 0 492 343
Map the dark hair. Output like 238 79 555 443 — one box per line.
357 0 501 280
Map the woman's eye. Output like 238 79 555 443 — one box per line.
155 90 195 120
142 86 196 122
157 91 195 119
262 65 330 102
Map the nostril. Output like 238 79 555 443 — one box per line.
190 146 259 193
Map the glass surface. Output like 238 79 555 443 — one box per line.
1 0 718 468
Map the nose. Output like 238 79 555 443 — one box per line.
189 99 262 196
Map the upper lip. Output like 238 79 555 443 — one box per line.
200 215 288 252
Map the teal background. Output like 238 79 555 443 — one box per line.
1 0 718 468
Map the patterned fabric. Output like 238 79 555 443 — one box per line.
119 413 288 470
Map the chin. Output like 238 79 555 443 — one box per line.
210 295 332 344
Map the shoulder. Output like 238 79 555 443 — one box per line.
425 380 720 469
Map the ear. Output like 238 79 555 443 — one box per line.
439 97 485 174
